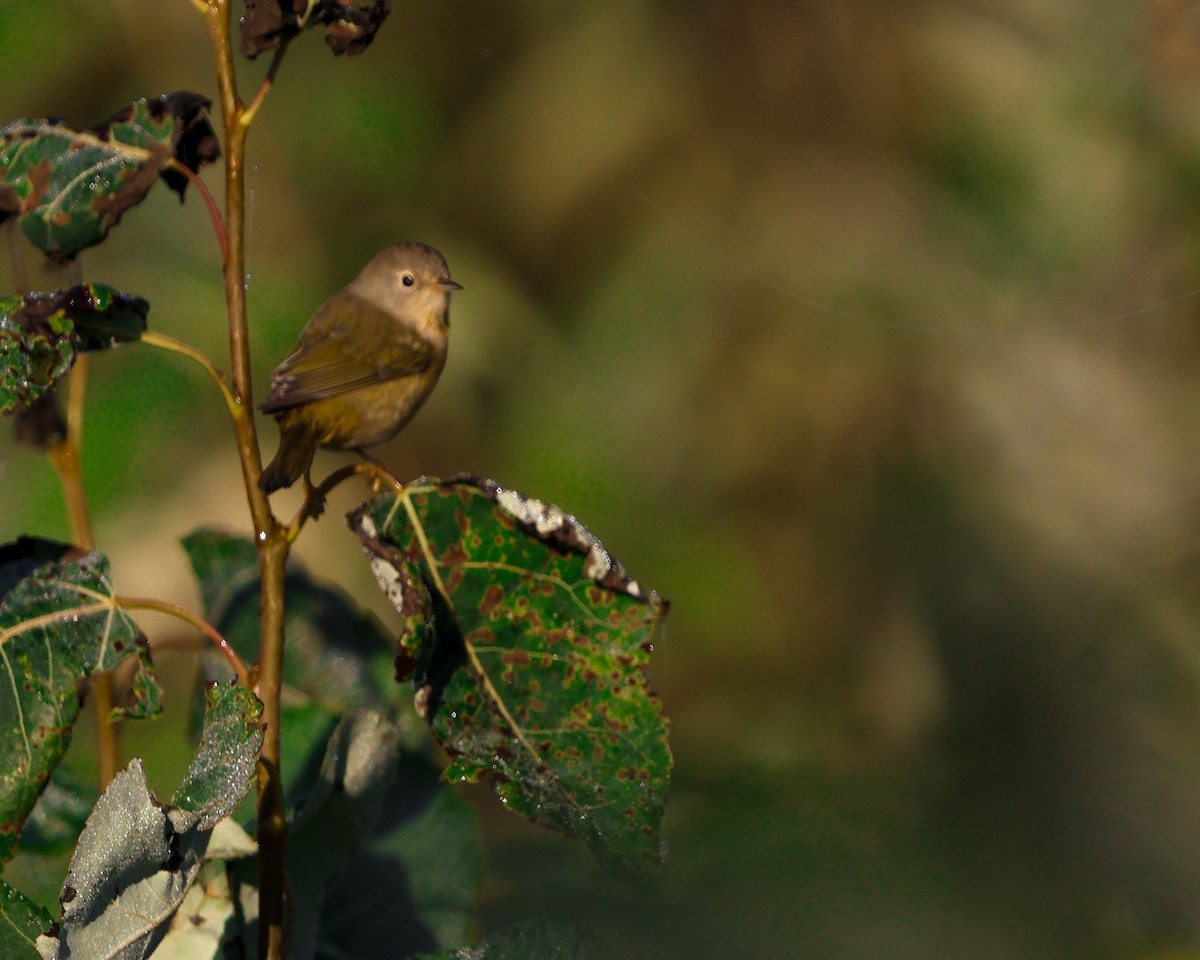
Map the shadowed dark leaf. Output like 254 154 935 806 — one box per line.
240 0 390 58
0 92 218 261
15 764 96 858
13 392 65 449
318 749 481 957
0 284 148 418
412 921 598 960
351 475 672 880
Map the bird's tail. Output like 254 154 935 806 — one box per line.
259 424 317 494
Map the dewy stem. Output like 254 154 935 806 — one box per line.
200 2 291 957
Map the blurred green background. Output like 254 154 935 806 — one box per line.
6 1 1200 957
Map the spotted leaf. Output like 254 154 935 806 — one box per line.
0 92 218 261
0 284 148 421
0 538 159 865
351 475 671 880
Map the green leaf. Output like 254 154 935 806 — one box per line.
0 878 53 959
114 641 161 722
291 710 400 957
278 701 339 808
0 92 218 261
41 684 260 959
350 476 672 880
0 284 149 417
173 682 264 829
0 537 159 866
240 0 391 59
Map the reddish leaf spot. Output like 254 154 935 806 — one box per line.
24 158 54 206
465 626 495 647
479 583 504 618
501 648 531 667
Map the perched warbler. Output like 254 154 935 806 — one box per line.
258 241 461 494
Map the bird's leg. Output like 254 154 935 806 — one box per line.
354 448 387 493
301 471 327 519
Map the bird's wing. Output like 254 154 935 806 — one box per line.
259 297 435 413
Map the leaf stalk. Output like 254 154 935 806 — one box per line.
117 595 252 688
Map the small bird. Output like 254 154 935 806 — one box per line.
258 241 461 494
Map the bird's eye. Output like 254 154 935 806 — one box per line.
401 273 415 287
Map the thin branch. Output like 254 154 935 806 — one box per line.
286 461 404 541
166 159 227 260
139 330 240 417
118 595 252 688
241 37 291 130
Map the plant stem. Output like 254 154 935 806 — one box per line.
200 3 291 956
117 595 252 688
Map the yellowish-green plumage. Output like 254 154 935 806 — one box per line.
258 241 461 494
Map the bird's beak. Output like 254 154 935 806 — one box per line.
438 277 463 291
